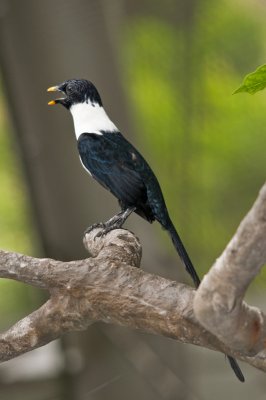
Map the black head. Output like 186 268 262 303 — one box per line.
47 79 102 109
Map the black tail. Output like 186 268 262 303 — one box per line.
166 220 245 382
228 356 245 382
167 220 201 288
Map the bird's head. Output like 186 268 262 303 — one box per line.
47 79 102 109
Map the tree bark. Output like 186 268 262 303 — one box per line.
0 182 265 373
194 183 266 356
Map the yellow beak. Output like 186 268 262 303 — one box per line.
47 86 58 92
48 100 56 106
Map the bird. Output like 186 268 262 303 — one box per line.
47 78 244 382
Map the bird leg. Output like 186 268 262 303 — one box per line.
84 206 136 238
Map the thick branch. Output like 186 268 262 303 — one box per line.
194 182 266 357
0 184 265 374
0 229 236 363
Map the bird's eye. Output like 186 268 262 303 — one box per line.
66 85 73 94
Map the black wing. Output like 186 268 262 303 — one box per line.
77 131 148 207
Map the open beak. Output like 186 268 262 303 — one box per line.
47 86 58 92
47 85 65 105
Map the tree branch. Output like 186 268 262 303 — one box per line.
0 183 265 375
194 182 266 357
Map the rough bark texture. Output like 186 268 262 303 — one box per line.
0 183 265 374
194 182 266 356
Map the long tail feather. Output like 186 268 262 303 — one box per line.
167 220 200 288
165 219 244 382
228 356 245 382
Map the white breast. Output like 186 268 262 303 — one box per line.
70 101 118 139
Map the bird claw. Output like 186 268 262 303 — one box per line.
84 209 132 240
94 229 108 239
84 222 105 237
94 219 124 239
84 217 125 240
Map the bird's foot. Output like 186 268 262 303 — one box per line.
84 219 123 240
84 207 136 240
84 222 105 236
94 218 125 239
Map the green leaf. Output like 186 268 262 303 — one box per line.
234 64 266 94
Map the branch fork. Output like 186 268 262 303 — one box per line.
0 183 265 374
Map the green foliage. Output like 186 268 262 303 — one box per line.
123 0 266 284
0 91 34 254
0 82 38 326
234 64 266 94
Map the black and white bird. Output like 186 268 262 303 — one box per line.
47 79 244 382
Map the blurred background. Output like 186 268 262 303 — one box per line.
0 0 265 399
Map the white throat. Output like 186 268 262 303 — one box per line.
70 101 118 139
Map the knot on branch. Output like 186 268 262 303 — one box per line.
0 228 142 362
83 228 142 267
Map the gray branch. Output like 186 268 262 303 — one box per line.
0 183 265 374
194 182 266 363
